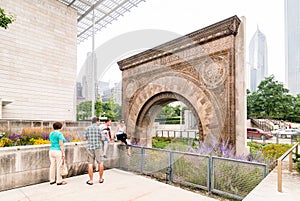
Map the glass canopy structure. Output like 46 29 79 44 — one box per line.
57 0 145 43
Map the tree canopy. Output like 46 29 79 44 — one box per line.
247 75 300 121
77 98 121 121
0 8 15 29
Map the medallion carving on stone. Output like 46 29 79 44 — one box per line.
200 56 228 89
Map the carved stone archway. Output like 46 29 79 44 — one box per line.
118 16 247 154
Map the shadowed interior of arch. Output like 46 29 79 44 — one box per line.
132 92 203 147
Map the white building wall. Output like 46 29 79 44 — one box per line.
0 0 77 121
285 0 300 95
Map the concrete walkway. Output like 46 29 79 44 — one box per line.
243 160 300 201
2 164 300 201
0 169 218 201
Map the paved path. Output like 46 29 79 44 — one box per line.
0 169 218 201
2 162 299 201
243 160 300 201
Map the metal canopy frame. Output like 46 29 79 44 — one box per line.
57 0 145 43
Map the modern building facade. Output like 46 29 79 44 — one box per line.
76 52 99 102
0 0 77 121
285 0 300 95
249 27 268 92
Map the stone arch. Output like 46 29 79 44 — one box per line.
126 75 222 147
134 92 201 147
118 16 248 154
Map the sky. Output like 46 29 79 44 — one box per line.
77 0 285 85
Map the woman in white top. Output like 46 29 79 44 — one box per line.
114 120 129 149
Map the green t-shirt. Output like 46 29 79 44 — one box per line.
49 130 66 150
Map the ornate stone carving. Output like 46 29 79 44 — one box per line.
124 79 138 99
118 16 240 70
118 16 242 150
200 54 229 89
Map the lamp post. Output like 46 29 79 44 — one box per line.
91 5 95 118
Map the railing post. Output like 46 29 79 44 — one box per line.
141 147 145 174
169 151 174 182
208 156 212 194
277 159 282 192
119 145 123 169
289 152 293 172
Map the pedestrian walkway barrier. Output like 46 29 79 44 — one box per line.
119 145 268 200
277 142 299 192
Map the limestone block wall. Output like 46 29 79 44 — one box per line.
0 142 120 191
0 0 77 121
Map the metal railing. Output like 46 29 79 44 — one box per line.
119 145 268 200
250 118 273 131
155 130 198 139
277 142 299 192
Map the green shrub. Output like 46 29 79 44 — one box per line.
262 143 292 160
152 137 172 149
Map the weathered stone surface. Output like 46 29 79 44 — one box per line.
118 16 248 154
0 142 119 191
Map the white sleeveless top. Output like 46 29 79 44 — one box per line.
116 126 125 135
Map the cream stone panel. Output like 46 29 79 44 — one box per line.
0 0 77 121
235 17 249 155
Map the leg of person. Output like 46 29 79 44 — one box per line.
86 149 94 185
121 134 128 145
126 136 132 156
103 140 108 158
95 148 104 183
99 163 104 183
121 134 129 149
49 150 56 184
55 150 67 185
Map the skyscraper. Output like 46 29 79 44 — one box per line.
249 27 268 92
285 0 300 95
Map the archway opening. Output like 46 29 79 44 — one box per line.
133 92 203 147
154 101 197 131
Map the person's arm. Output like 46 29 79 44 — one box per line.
108 126 112 141
83 127 88 141
59 140 65 158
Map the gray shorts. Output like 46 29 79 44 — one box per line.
87 148 104 165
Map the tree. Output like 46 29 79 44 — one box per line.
247 89 260 117
247 75 293 119
157 104 177 119
77 101 92 120
102 97 121 121
0 8 15 29
290 94 300 121
77 98 121 121
95 100 103 118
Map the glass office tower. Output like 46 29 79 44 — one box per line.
249 27 268 92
